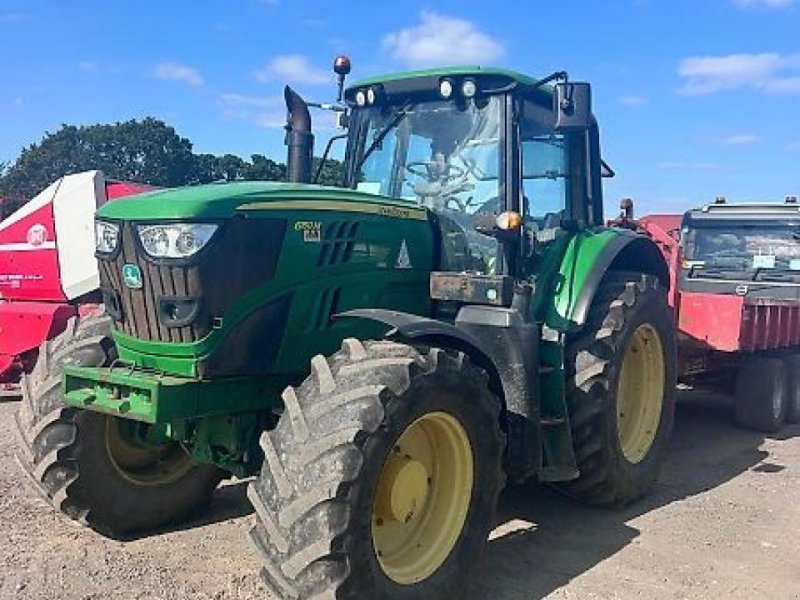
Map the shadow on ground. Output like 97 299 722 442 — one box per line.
466 393 799 600
118 479 255 541
83 392 799 594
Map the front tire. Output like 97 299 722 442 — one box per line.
13 308 224 536
559 272 676 507
248 339 505 600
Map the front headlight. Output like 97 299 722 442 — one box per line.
136 223 218 259
95 220 120 254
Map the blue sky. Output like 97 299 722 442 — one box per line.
2 0 799 215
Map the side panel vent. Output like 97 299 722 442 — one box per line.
309 286 341 331
317 221 360 267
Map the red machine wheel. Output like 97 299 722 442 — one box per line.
734 357 786 433
782 354 800 425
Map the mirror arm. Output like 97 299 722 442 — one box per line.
313 133 349 184
534 71 569 89
520 71 569 97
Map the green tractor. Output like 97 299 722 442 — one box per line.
15 58 675 598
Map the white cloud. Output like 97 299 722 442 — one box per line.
220 93 281 108
302 18 326 28
733 0 795 8
219 93 285 129
381 12 504 67
78 61 99 72
12 97 23 107
619 94 648 107
153 62 204 87
787 141 800 151
658 161 726 171
677 52 800 95
255 55 330 86
719 133 761 145
0 12 28 22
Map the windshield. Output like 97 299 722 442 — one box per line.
351 97 502 212
683 223 800 280
349 97 502 273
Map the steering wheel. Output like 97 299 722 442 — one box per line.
406 161 466 184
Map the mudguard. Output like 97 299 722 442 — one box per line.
548 229 669 331
337 308 492 368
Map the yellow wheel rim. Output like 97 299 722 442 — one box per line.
616 324 665 464
372 412 474 585
105 417 194 486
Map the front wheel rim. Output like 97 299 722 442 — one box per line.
371 411 474 584
616 324 665 464
105 417 194 486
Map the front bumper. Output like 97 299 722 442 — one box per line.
63 365 282 424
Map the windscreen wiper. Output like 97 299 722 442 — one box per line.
755 270 800 283
354 103 411 174
698 267 740 279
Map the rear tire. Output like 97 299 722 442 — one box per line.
734 357 786 433
783 354 800 425
13 308 224 536
248 339 505 600
559 272 676 507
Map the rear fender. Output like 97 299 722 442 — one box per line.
549 230 669 331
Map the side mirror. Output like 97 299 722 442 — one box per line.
554 82 592 131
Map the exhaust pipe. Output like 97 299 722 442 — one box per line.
284 86 314 184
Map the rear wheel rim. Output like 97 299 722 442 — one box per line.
372 411 474 584
616 324 665 464
105 417 194 486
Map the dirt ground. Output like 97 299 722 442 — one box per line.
1 394 798 600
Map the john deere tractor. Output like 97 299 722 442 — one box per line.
15 59 675 599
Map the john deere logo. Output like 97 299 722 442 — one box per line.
122 264 143 289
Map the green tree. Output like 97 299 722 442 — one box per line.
189 153 224 184
0 118 196 198
244 154 286 181
0 119 345 202
312 157 344 187
215 154 247 181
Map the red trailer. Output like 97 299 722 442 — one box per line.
0 171 153 394
613 198 800 432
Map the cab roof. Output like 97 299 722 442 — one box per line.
349 66 539 90
685 201 800 222
345 66 555 107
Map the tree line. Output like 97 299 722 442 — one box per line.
0 118 343 215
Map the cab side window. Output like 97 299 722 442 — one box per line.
520 100 569 227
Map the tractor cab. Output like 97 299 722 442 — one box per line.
336 68 605 282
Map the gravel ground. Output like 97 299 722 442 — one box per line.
1 394 798 599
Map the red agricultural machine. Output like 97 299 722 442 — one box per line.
613 197 800 432
0 171 153 395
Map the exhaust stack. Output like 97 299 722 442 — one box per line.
284 86 314 183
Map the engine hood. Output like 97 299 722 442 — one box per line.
96 181 427 222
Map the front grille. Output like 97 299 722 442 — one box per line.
99 218 286 343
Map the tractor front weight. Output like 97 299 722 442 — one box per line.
63 366 283 476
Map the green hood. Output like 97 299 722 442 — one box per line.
97 181 423 221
